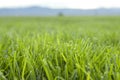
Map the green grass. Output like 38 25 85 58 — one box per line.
0 16 120 80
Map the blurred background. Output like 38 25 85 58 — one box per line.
0 0 120 16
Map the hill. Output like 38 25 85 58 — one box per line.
0 7 120 16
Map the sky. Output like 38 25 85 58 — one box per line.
0 0 120 9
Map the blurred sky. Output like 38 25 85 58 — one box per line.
0 0 120 9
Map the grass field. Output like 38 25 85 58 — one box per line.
0 16 120 80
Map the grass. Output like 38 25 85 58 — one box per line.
0 16 120 80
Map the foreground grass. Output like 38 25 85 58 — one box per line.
0 16 120 80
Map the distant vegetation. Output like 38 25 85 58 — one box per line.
0 16 120 80
58 12 64 16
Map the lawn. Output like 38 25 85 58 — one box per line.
0 16 120 80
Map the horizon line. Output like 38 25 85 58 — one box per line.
0 5 120 10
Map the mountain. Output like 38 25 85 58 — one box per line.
0 7 120 16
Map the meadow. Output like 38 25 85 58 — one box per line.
0 16 120 80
